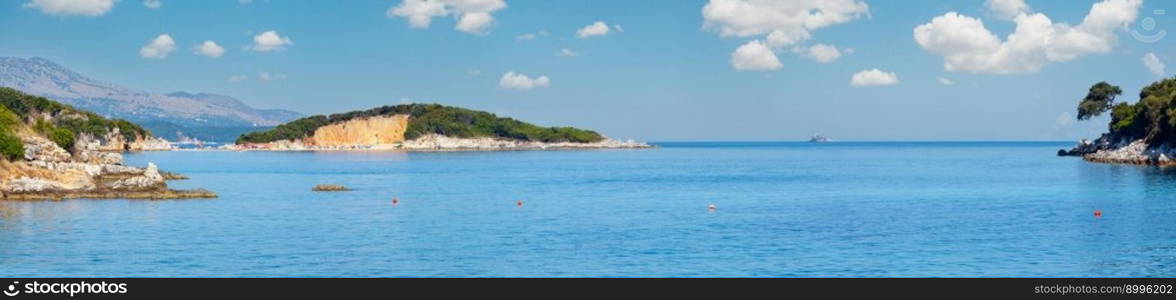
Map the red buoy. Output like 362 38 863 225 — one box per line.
1094 210 1102 218
517 200 524 207
392 197 399 206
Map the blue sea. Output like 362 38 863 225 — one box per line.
3 142 1176 277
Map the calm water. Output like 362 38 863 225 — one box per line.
3 142 1176 277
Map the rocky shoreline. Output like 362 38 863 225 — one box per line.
1081 140 1176 166
228 134 652 151
1059 138 1176 166
1 135 214 200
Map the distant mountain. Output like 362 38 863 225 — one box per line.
0 57 303 141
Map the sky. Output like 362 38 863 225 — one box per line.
0 0 1173 142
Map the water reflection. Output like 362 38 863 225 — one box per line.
1139 166 1176 190
1075 161 1176 199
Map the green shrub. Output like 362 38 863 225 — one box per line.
48 127 75 150
0 131 23 161
1110 102 1138 135
0 106 19 129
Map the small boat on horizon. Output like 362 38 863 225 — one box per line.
808 135 830 143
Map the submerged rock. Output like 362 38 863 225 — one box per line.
312 184 350 192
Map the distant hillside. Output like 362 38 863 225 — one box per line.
0 57 303 142
138 121 272 144
236 104 604 144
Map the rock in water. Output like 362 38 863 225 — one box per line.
312 184 350 192
1057 138 1109 156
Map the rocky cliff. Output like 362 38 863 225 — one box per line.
1 133 212 200
307 115 409 147
0 88 210 200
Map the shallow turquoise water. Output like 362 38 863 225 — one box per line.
3 142 1176 277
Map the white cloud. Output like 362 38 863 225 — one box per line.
613 24 624 32
515 29 548 40
387 0 507 35
139 34 176 59
24 0 115 16
467 69 481 76
1143 52 1166 77
258 72 287 81
194 40 225 58
228 74 248 82
914 0 1142 74
702 0 868 47
143 0 160 9
558 48 578 57
248 30 293 52
703 0 867 70
388 0 449 28
499 71 550 91
937 77 956 85
850 69 899 86
986 0 1028 20
456 12 494 34
805 44 841 63
730 40 781 71
577 21 611 38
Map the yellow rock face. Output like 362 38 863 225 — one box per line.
308 114 409 147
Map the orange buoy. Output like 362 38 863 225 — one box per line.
1094 210 1102 218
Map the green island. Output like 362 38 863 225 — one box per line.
236 103 606 144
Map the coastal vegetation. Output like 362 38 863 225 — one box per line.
237 103 605 144
0 87 151 153
0 105 24 160
1076 78 1176 146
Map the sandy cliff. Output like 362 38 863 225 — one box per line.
308 114 408 147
